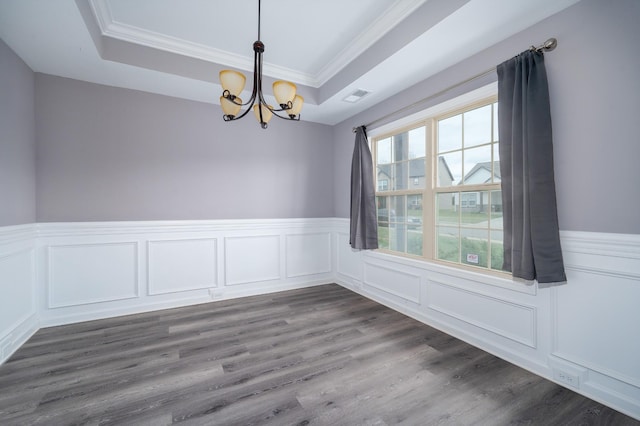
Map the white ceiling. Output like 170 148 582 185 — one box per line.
0 0 581 125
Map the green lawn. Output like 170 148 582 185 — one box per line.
377 226 422 256
378 224 504 271
378 226 389 248
437 209 491 225
438 233 504 270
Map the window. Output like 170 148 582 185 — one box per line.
375 127 426 256
373 97 505 273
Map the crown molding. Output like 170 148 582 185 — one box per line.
314 0 428 86
88 0 427 89
107 22 317 86
88 0 319 86
88 0 112 33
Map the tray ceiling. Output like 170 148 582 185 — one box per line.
0 0 580 125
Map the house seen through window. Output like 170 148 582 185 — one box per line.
374 98 506 273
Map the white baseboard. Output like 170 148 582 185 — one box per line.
0 313 39 365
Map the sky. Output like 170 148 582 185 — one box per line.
376 102 499 186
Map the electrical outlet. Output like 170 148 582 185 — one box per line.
208 288 223 299
554 369 580 388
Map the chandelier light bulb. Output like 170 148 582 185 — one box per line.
288 95 304 119
219 70 246 98
220 96 242 118
273 80 297 109
253 104 273 128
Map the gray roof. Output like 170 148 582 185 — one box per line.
376 159 426 179
461 161 501 184
378 159 499 184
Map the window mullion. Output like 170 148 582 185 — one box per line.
424 120 435 260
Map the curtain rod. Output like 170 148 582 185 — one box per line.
353 37 558 133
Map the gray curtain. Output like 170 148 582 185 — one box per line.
350 126 378 250
497 50 566 284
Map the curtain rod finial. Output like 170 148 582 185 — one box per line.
543 38 557 51
532 37 557 53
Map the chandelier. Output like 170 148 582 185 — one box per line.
219 0 304 129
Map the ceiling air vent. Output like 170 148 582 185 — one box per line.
342 89 371 103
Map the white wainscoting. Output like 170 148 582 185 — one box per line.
36 219 336 326
285 233 332 278
333 221 640 420
225 235 281 286
148 238 218 295
0 224 38 365
0 219 638 420
551 231 640 417
427 276 537 348
47 242 139 308
364 260 422 305
335 232 363 288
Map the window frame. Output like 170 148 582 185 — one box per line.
371 94 508 277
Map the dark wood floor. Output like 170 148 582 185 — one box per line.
0 284 637 425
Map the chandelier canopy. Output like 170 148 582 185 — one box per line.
219 0 303 129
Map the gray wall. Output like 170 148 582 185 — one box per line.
0 38 36 226
5 0 640 231
333 0 640 235
35 75 334 221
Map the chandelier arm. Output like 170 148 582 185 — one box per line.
270 101 293 113
222 78 257 120
223 101 254 121
223 98 255 121
254 51 297 121
222 90 255 107
255 48 268 127
223 49 261 121
244 46 261 111
270 109 301 121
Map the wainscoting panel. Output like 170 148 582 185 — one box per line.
224 235 281 286
147 238 217 295
553 272 640 388
285 233 331 278
560 231 640 281
335 232 363 284
0 249 35 335
427 277 537 348
363 260 421 305
47 242 139 308
552 232 640 392
0 225 38 365
548 231 640 418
